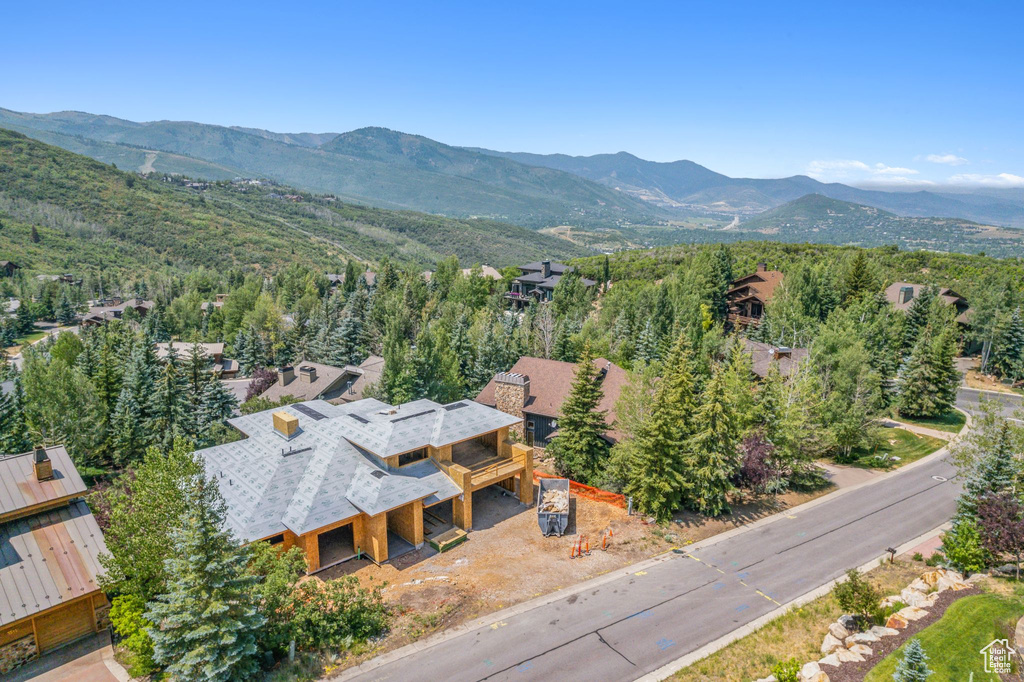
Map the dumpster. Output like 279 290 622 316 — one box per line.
538 477 570 536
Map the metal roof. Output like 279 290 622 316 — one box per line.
0 446 86 518
199 397 516 541
0 500 107 627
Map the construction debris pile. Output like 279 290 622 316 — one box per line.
539 488 569 514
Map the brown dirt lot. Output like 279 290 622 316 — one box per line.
319 482 832 671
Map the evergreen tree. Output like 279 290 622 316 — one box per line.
622 333 696 521
109 341 158 464
634 319 660 363
896 324 958 418
197 380 238 445
843 251 875 301
721 340 755 436
995 306 1024 380
548 344 609 484
0 375 31 454
902 286 937 351
236 325 266 375
55 288 77 325
146 476 264 682
892 638 932 682
410 323 463 403
684 368 738 516
150 344 189 449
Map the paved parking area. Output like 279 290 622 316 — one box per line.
7 631 126 682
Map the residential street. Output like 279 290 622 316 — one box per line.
339 391 1003 682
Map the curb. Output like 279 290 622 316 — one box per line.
335 410 972 681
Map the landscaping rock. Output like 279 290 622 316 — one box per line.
900 587 929 607
820 633 844 654
754 676 777 682
870 625 900 638
886 612 909 629
965 572 989 584
918 569 943 587
897 605 930 622
848 643 873 657
935 574 970 592
801 661 823 678
806 673 830 682
879 594 903 608
907 577 931 592
835 647 865 663
828 621 851 640
818 654 841 668
845 631 879 646
837 614 857 631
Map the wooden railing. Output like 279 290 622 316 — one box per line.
469 457 524 490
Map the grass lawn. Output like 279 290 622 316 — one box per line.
894 410 967 434
676 561 922 682
864 582 1024 681
5 330 46 353
848 428 945 470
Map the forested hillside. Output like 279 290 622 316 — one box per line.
0 128 587 278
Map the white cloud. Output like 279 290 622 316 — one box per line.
948 172 1024 188
925 153 969 166
807 159 920 181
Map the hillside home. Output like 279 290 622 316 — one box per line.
0 447 109 674
883 282 970 325
0 261 19 277
505 260 596 308
475 356 626 447
726 263 784 327
258 356 384 404
326 271 377 289
155 342 239 378
198 397 532 572
80 298 155 327
200 293 229 312
740 339 809 378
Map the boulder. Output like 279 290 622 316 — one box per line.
921 592 940 607
837 614 857 631
835 647 866 663
918 569 943 587
845 631 880 646
828 621 851 640
754 676 777 682
900 587 929 607
897 605 930 622
870 625 900 638
817 654 841 668
886 613 909 629
821 633 845 655
945 569 965 583
965 572 989 585
879 594 903 608
806 673 830 682
801 661 823 678
907 577 931 592
935 575 969 592
848 643 873 657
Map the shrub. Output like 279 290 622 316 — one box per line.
833 568 880 624
771 657 801 682
109 595 157 676
288 576 390 650
924 553 942 567
912 552 924 562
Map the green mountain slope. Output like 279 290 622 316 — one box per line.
0 109 669 229
0 128 587 276
738 193 1024 254
475 148 1024 227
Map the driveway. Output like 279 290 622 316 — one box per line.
6 631 127 682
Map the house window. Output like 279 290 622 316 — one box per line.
526 420 535 429
398 448 428 467
267 534 285 546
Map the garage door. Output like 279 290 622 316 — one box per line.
35 598 95 652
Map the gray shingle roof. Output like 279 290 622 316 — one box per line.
199 397 517 541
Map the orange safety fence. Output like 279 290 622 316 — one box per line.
533 471 626 509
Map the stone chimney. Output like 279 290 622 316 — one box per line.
541 260 551 278
494 372 529 438
33 447 53 481
757 262 767 272
278 366 295 387
299 365 317 383
772 346 792 360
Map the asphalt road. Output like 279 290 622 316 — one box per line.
341 390 1007 682
956 386 1023 418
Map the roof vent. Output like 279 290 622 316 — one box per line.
34 447 53 482
370 469 388 479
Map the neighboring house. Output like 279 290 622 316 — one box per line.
726 263 784 327
0 447 109 673
505 260 596 308
200 293 229 312
80 298 155 327
423 265 504 282
198 397 532 571
740 339 809 378
326 271 377 289
259 357 384 404
155 342 239 378
334 355 385 403
35 274 78 285
0 261 19 277
883 282 970 325
475 356 626 447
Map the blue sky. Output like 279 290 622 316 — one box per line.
2 1 1021 186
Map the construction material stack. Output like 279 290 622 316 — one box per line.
537 477 570 536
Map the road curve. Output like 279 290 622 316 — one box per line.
339 392 1006 682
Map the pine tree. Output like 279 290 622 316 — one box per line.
634 319 660 363
892 638 932 682
150 344 189 449
55 288 77 325
109 341 158 464
721 340 755 436
902 286 937 351
549 344 609 484
684 368 739 516
896 335 940 418
0 375 31 454
196 380 238 445
843 251 875 301
145 476 264 682
753 362 784 443
995 306 1024 380
623 333 696 521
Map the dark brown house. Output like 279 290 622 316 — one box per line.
727 263 784 327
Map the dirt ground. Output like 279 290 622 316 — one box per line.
319 481 833 670
964 368 1023 395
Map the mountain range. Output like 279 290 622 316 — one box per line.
3 108 1024 231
